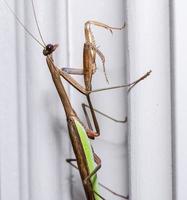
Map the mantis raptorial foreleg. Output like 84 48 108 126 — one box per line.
58 68 88 94
3 0 150 196
61 67 84 75
57 20 151 139
64 21 126 83
84 20 126 34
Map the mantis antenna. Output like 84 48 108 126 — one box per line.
1 0 45 48
30 0 46 46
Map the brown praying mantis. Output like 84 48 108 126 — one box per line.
2 0 152 199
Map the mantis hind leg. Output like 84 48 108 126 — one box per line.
83 153 101 185
93 191 106 200
82 103 127 124
66 158 78 169
67 156 128 199
66 154 102 191
84 153 129 199
99 183 129 199
66 158 105 199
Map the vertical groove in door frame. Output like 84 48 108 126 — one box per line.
16 0 30 199
127 1 173 200
169 0 176 199
0 0 21 199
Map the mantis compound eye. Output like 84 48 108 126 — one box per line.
43 44 58 56
46 44 53 51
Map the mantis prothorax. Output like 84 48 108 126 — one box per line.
2 0 151 199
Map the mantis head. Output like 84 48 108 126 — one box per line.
43 44 59 56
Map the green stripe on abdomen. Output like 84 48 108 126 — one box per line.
75 120 100 200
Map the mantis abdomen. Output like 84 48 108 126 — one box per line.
68 117 100 200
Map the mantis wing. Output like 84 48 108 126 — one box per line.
75 119 100 200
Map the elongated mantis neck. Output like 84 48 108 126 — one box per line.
46 56 75 118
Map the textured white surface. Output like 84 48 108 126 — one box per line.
0 0 128 200
0 0 177 200
127 0 173 200
172 0 187 200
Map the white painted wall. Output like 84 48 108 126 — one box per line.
0 0 128 200
172 0 187 200
127 1 173 200
2 0 182 200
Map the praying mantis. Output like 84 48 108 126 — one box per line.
2 0 152 199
